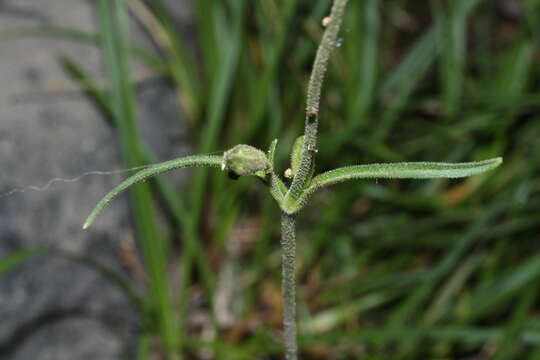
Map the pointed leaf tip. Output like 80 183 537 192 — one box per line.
82 154 223 229
309 157 503 190
283 157 504 214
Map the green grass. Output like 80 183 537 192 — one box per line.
2 0 540 358
97 0 178 357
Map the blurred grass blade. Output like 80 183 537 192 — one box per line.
493 285 538 360
130 0 201 120
302 292 395 334
191 0 246 216
348 0 379 127
84 155 223 229
379 23 440 97
494 41 535 104
97 0 179 356
376 0 484 140
61 55 189 218
137 332 152 360
375 22 441 140
175 2 245 338
60 56 111 113
388 196 509 354
0 26 96 42
525 0 540 42
193 0 219 80
467 252 540 321
0 26 166 72
437 0 483 119
243 0 300 140
423 255 482 325
61 55 217 338
307 324 540 346
0 249 44 275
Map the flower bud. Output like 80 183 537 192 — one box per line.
222 144 271 178
284 168 293 179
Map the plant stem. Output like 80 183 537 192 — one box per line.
286 0 349 204
281 213 298 360
280 1 349 356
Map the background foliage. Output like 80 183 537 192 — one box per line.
3 0 540 359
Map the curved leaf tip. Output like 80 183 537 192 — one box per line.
310 157 503 190
83 154 222 229
282 157 503 215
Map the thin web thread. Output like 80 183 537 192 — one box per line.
0 150 225 200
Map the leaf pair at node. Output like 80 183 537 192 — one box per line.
83 138 502 229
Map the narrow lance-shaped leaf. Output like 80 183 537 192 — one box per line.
83 154 223 229
267 139 288 203
267 138 278 171
309 157 502 192
271 173 288 203
290 136 304 177
284 158 503 214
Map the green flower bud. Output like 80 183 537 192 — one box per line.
222 144 271 178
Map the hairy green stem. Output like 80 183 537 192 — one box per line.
281 213 298 360
286 0 349 204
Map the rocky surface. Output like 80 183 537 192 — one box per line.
0 0 191 358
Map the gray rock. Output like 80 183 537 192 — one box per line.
0 0 191 358
10 318 124 360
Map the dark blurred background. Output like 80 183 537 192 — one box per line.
0 0 539 359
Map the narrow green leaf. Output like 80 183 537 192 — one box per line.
83 155 222 229
291 136 304 177
270 173 288 204
282 158 502 214
309 158 502 191
267 138 278 171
